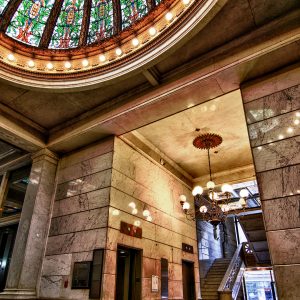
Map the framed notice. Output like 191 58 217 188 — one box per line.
151 275 159 292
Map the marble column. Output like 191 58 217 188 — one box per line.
241 66 300 300
0 149 59 299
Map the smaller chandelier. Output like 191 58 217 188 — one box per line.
180 133 249 227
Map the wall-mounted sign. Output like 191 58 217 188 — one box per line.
120 221 142 238
151 275 159 292
182 243 194 254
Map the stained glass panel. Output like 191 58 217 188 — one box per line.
88 0 113 44
0 0 10 15
120 0 148 29
49 0 84 49
5 0 55 46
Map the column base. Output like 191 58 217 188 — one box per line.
0 289 36 299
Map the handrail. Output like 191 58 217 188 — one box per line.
218 243 245 300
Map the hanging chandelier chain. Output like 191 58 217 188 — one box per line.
207 148 212 182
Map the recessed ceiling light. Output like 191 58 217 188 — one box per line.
296 112 300 117
27 60 35 68
99 54 106 62
149 27 157 36
287 127 294 133
115 48 123 56
64 61 72 69
132 38 139 47
46 62 54 70
165 12 173 21
294 119 300 125
82 59 89 67
7 53 15 62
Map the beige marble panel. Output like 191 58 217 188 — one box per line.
244 84 300 124
46 228 107 255
103 250 117 275
169 280 183 299
257 164 300 200
52 187 110 217
40 275 62 299
248 111 300 147
58 151 113 184
262 195 300 231
273 265 300 300
102 273 116 300
71 251 93 262
55 169 112 200
60 137 114 169
143 257 158 278
253 136 300 172
267 228 300 265
42 254 72 276
142 277 160 300
50 207 108 236
169 263 183 281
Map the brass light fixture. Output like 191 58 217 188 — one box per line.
180 133 249 228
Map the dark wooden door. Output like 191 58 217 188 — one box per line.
182 260 196 300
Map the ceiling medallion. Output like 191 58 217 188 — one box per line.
180 133 250 239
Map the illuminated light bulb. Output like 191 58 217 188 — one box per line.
221 205 230 212
115 48 123 56
199 205 207 213
239 189 249 198
82 59 89 67
278 134 284 140
99 54 106 62
296 112 300 117
27 60 35 68
112 209 120 216
179 194 187 202
64 61 72 69
134 220 141 227
46 62 54 70
182 0 190 4
7 53 15 62
128 202 136 209
239 197 246 207
149 27 157 36
258 146 262 150
132 208 138 215
143 210 150 217
192 186 203 196
206 181 215 189
287 127 294 133
182 202 190 210
294 119 300 125
146 215 152 222
221 183 233 193
132 38 139 47
165 12 173 21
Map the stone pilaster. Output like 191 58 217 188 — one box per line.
0 149 59 299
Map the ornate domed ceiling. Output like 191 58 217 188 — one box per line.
0 0 225 89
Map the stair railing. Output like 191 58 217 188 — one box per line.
218 243 245 300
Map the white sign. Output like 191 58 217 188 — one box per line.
151 275 159 292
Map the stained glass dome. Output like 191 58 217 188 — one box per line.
1 0 163 49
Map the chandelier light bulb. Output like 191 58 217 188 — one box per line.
239 188 249 198
132 208 138 215
64 61 72 69
182 0 190 4
27 60 35 68
112 209 120 216
132 38 139 47
128 202 136 209
47 62 54 70
143 209 150 217
149 27 157 36
199 205 208 213
221 205 230 212
7 53 15 61
221 183 233 193
239 197 246 207
99 54 106 62
296 111 300 117
134 220 141 227
115 48 123 56
294 119 299 125
165 12 173 21
206 181 215 189
146 215 152 222
82 59 89 67
182 202 190 210
192 185 203 196
179 194 187 202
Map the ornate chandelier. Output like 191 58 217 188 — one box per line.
180 133 249 227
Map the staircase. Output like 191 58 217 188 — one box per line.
201 258 231 300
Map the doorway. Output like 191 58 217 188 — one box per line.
182 260 195 300
0 224 18 292
115 245 142 300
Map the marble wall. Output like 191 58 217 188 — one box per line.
40 137 114 299
106 137 200 300
241 74 300 299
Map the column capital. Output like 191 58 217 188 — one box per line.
31 148 59 165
